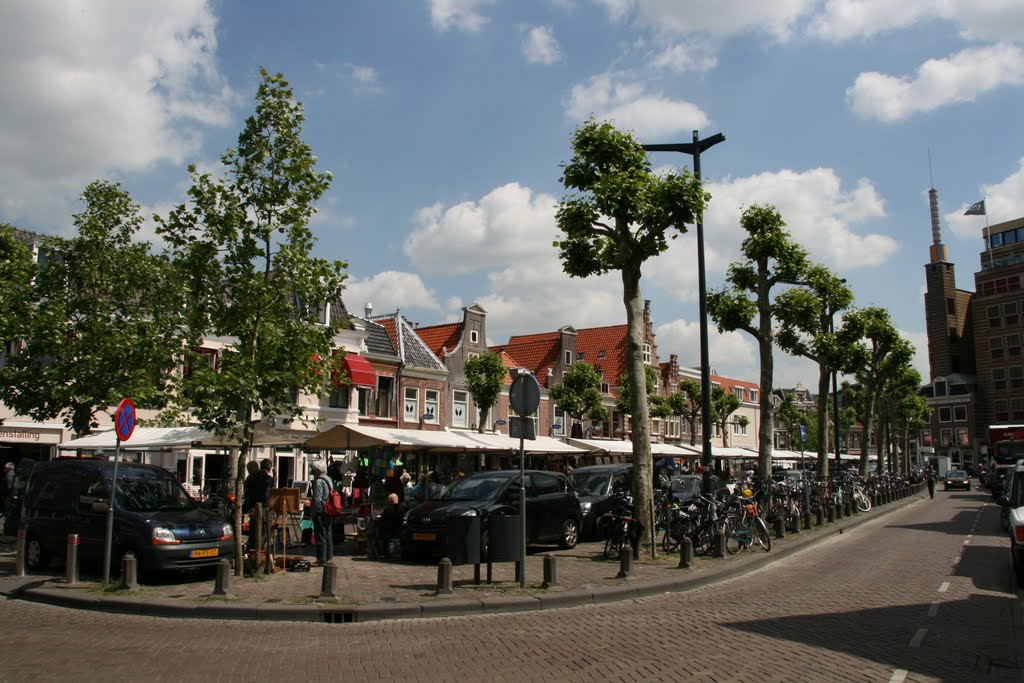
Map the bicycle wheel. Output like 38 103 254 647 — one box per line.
723 516 743 555
856 492 871 512
661 520 681 552
604 534 620 559
753 516 771 552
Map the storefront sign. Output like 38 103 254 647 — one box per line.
0 427 61 445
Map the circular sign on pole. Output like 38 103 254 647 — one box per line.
115 398 136 441
509 373 541 416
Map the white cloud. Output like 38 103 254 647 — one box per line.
945 158 1024 238
564 72 709 138
847 44 1024 122
0 1 232 230
593 0 635 23
429 0 490 33
344 271 442 317
403 182 559 275
811 0 1024 43
648 41 717 73
522 25 563 65
633 0 814 41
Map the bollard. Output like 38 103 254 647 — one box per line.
318 561 338 599
677 536 693 569
542 554 559 589
713 529 726 558
827 505 835 523
773 517 785 539
835 503 843 520
803 510 812 531
616 543 633 578
65 534 80 585
436 558 453 595
15 530 26 577
844 500 852 517
872 492 879 508
211 558 230 597
815 507 825 527
791 512 800 534
119 552 139 591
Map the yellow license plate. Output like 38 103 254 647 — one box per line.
412 533 436 541
190 548 219 558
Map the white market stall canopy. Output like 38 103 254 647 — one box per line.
58 423 316 452
304 423 587 455
565 438 696 457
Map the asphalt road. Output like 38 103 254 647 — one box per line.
0 488 1020 682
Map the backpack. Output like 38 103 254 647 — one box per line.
320 476 343 517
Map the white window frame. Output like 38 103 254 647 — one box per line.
470 330 479 344
564 350 572 365
424 389 439 423
642 343 651 364
552 405 566 436
404 386 419 422
452 390 468 428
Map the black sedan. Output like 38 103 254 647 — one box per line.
943 469 971 491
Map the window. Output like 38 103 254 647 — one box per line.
957 428 970 445
642 343 651 364
947 297 956 315
532 472 562 496
424 389 439 423
988 305 1001 327
1014 399 1024 421
749 390 758 403
565 350 572 365
357 388 369 415
953 405 967 421
1011 366 1024 388
404 387 419 422
470 330 479 344
374 376 393 418
184 347 217 379
993 368 1007 391
733 387 744 401
597 350 606 360
600 381 610 394
995 399 1009 422
1008 334 1021 357
1011 275 1022 291
938 407 952 422
940 428 953 447
577 351 585 360
1006 302 1019 325
552 406 565 436
991 337 1004 359
452 390 468 428
329 385 349 409
316 302 330 325
934 379 947 397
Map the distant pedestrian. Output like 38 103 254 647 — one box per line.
310 460 334 565
926 467 936 499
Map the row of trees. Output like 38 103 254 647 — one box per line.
552 120 928 557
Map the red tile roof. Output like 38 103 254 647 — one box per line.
377 318 398 350
492 332 561 387
415 322 462 358
576 324 628 389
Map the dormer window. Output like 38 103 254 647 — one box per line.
564 350 572 365
597 350 606 359
470 330 479 344
934 379 947 397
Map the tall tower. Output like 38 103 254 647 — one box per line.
923 188 973 377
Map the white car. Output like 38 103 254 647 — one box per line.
998 462 1024 588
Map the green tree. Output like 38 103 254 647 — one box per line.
465 351 507 433
671 379 703 446
843 307 913 476
547 361 609 437
774 392 805 451
707 204 810 481
615 366 659 424
710 385 741 447
0 182 180 436
0 224 36 347
891 380 930 473
156 70 348 572
774 265 860 478
554 119 705 556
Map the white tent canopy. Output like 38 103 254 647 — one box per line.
59 426 211 451
304 423 587 455
564 438 695 457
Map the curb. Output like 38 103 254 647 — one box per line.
8 492 924 623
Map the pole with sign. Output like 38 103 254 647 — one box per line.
799 423 809 511
508 370 540 588
103 398 136 584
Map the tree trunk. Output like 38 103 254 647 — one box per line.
621 267 653 558
816 368 830 479
757 291 774 482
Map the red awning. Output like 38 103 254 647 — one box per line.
341 353 376 388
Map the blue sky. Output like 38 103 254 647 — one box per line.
2 1 1023 389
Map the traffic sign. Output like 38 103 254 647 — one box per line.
509 372 541 416
115 398 136 441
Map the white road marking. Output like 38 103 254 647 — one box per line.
888 669 908 683
938 582 950 593
963 539 970 545
928 602 939 617
908 628 928 647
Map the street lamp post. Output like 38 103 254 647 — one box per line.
643 130 725 494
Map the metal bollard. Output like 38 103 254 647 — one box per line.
773 517 785 539
844 500 852 517
65 534 80 585
835 502 844 520
815 507 824 526
211 558 230 596
318 561 338 599
827 505 835 523
15 530 26 577
616 543 633 578
436 558 453 595
120 552 139 591
677 536 693 569
791 512 800 534
713 529 726 558
542 554 559 589
803 511 812 531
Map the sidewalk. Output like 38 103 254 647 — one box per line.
0 492 923 623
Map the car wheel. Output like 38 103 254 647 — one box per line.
559 518 578 550
25 535 50 571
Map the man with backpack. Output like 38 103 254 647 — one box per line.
310 460 334 566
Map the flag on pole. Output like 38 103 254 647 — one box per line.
964 199 986 216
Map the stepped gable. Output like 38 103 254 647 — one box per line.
576 324 628 393
492 331 561 388
415 322 462 358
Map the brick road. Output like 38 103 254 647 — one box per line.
0 488 1020 682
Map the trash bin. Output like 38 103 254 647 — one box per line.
487 515 522 563
445 516 481 565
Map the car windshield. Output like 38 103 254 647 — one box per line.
113 475 195 512
671 476 701 497
569 471 612 496
947 470 967 477
438 475 510 502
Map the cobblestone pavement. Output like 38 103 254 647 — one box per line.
0 487 1020 682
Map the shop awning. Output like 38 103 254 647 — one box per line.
341 353 376 388
564 438 696 457
304 424 588 455
59 426 212 451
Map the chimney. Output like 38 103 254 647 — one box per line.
364 301 373 317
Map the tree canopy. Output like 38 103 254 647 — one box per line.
465 351 507 433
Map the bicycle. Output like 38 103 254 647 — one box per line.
723 495 770 554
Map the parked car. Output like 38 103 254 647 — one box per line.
569 464 632 541
943 469 971 491
402 470 581 560
21 458 235 578
667 474 703 504
996 462 1024 588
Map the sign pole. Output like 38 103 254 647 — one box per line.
104 398 136 584
519 433 526 588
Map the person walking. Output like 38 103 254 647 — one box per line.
926 467 936 499
310 460 334 565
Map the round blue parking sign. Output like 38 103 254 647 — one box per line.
115 398 136 441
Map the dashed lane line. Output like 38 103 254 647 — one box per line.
938 582 950 593
888 669 908 683
928 602 939 618
908 628 928 648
